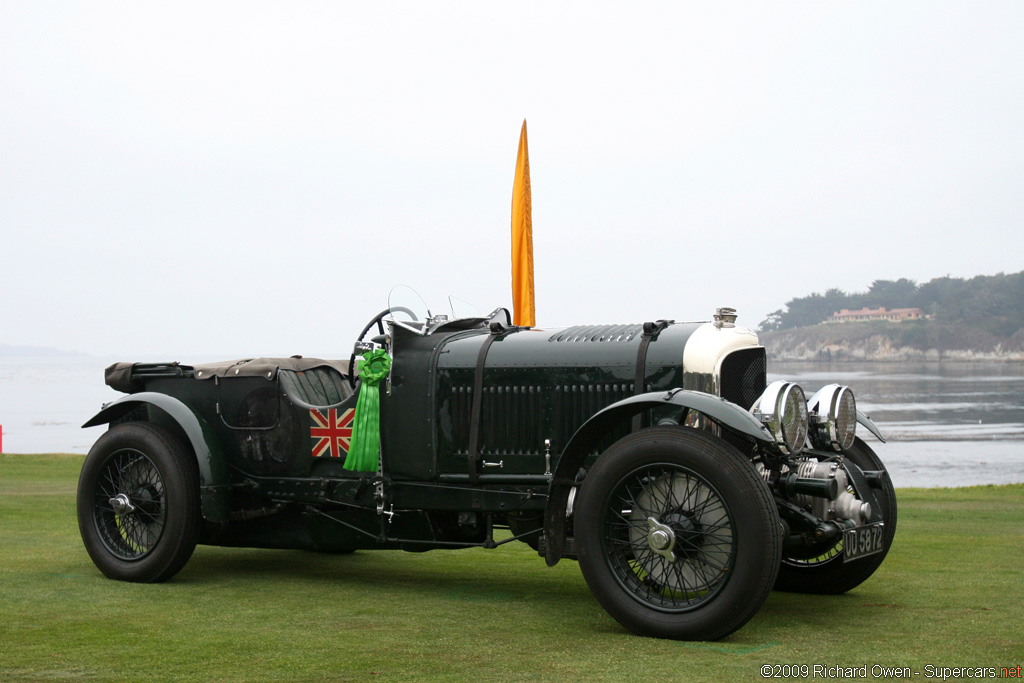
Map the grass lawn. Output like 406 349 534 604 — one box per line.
1 453 1021 682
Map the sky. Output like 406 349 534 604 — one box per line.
2 1 1022 359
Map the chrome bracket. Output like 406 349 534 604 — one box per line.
646 516 677 562
109 493 135 515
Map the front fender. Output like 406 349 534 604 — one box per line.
543 389 772 566
83 392 230 523
857 409 887 443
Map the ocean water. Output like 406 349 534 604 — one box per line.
769 361 1024 488
0 356 125 455
1 357 1022 488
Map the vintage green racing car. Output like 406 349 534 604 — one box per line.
78 286 896 641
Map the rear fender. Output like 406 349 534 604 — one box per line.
83 392 230 523
543 389 772 566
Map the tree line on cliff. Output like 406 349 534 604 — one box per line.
758 271 1024 339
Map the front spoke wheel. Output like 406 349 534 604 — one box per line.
575 427 782 641
604 465 735 612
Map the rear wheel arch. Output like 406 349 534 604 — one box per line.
83 392 229 523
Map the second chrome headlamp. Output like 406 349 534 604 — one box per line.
807 383 857 451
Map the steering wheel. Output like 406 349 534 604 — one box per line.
347 306 418 388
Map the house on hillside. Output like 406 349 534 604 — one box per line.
825 306 926 323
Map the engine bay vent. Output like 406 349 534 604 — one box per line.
548 325 642 343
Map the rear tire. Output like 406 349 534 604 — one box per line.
774 437 897 594
78 422 201 583
575 427 782 641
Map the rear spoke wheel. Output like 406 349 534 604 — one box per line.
92 449 167 560
78 422 200 583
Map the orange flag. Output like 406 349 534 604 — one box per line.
511 119 535 327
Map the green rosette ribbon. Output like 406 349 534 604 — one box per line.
343 349 392 473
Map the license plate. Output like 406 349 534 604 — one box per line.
843 523 885 562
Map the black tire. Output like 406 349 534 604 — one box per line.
574 427 782 641
774 437 897 594
77 422 201 583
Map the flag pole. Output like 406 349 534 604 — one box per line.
511 119 535 327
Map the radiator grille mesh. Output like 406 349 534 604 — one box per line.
719 347 766 410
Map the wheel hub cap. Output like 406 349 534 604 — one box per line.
646 517 677 562
109 493 135 515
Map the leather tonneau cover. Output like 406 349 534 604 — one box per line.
104 362 138 393
104 357 351 393
190 357 351 380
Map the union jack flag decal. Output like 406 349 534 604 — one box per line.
309 408 355 458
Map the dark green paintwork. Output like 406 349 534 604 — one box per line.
83 317 771 552
83 392 231 523
425 322 702 476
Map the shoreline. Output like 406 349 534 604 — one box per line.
767 353 1024 362
761 329 1024 363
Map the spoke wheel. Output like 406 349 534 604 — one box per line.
606 464 734 612
774 437 897 594
575 427 782 641
93 449 167 560
78 422 200 583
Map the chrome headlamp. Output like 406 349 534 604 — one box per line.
807 384 857 451
753 381 808 454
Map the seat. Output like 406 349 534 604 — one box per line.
279 364 353 409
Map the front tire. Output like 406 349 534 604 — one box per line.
574 427 782 641
774 437 897 594
77 422 201 582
